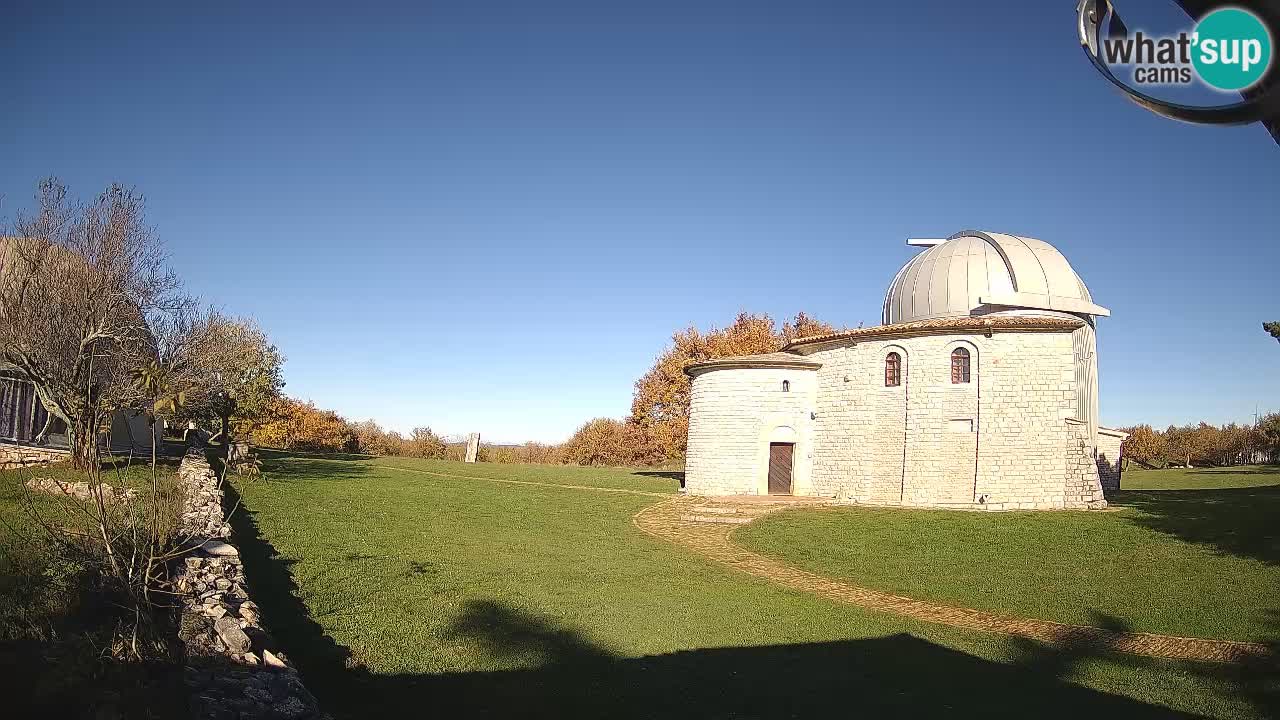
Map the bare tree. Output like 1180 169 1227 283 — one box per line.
0 179 183 468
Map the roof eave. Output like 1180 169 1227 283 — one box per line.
783 317 1085 353
684 358 822 377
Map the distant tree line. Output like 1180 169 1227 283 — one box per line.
248 311 1280 470
249 312 842 466
1120 415 1280 469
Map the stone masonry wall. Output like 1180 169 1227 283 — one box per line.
687 329 1111 510
806 339 905 501
1096 428 1125 491
174 450 327 720
902 337 979 506
0 443 70 470
685 367 817 495
807 334 989 505
1064 423 1109 510
971 331 1080 510
807 330 1093 510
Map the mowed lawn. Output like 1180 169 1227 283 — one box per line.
736 466 1280 645
230 453 1280 719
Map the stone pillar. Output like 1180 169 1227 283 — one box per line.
464 432 480 463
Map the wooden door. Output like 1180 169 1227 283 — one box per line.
768 443 794 495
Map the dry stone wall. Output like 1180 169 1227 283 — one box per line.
174 449 327 720
0 443 70 470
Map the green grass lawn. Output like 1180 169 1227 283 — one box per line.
736 466 1280 644
229 453 1277 719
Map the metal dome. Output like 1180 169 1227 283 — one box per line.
881 230 1110 326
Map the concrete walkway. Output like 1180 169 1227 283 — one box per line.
633 495 1273 665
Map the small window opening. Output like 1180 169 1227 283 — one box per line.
781 380 790 392
951 347 971 384
885 352 901 387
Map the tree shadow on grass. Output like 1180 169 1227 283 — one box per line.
633 470 685 482
225 478 1277 719
1110 485 1280 567
634 470 685 490
1188 468 1280 476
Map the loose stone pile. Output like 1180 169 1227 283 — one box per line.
173 449 327 720
25 477 137 502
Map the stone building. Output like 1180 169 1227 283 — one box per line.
684 230 1126 510
1 372 164 469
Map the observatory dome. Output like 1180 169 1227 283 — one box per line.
882 231 1109 326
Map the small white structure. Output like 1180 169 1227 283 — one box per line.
684 231 1126 510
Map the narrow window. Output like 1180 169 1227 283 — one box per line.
884 352 901 387
951 347 971 384
781 380 790 392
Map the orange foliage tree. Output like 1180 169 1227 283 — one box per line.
629 312 839 460
560 418 663 467
251 397 356 453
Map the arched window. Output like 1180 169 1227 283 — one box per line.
781 380 790 392
951 347 971 384
884 352 901 387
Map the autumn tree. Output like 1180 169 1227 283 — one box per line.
630 312 839 459
0 179 182 468
1119 424 1164 468
1264 321 1280 344
1217 423 1254 466
1166 424 1207 468
1257 412 1280 463
179 315 285 442
251 397 353 453
560 417 659 466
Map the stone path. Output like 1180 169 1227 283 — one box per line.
633 495 1274 665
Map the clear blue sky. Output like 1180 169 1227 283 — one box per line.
3 0 1277 443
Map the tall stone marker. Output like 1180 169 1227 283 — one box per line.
464 432 480 463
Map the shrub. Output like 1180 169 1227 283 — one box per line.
406 427 447 459
560 418 663 467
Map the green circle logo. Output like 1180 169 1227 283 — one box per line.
1191 7 1273 91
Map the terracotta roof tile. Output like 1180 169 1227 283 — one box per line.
684 351 822 376
783 315 1083 352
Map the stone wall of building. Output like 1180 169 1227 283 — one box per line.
1096 427 1126 491
173 450 327 720
804 339 904 501
804 329 1090 510
902 337 980 506
970 331 1080 510
684 327 1114 511
685 367 817 495
0 443 70 470
1064 423 1109 510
